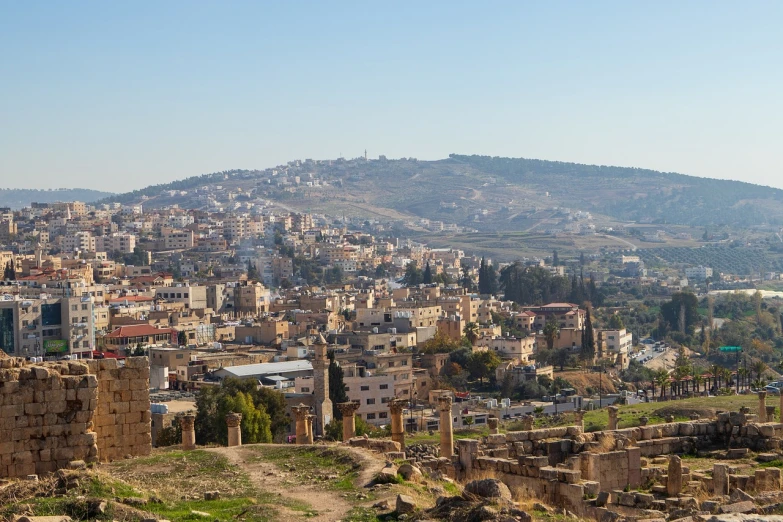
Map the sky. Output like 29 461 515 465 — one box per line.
1 2 782 192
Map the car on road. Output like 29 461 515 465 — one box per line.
764 385 781 395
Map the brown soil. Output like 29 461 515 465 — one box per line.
206 444 387 522
553 370 619 395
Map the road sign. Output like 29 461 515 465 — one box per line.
719 346 742 352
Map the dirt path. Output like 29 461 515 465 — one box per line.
207 444 385 522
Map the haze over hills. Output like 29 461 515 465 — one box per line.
100 155 783 230
0 188 114 210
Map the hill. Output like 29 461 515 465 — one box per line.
101 155 783 229
0 188 113 209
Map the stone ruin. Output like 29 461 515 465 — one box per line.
0 356 152 479
344 397 783 520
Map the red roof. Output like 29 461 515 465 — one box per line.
104 324 176 339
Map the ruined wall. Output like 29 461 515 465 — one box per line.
86 357 152 462
0 358 98 478
0 356 151 479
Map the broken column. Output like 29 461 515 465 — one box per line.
458 439 480 478
292 404 310 445
574 409 585 430
389 398 406 450
667 455 682 496
759 391 768 423
713 463 729 495
487 417 499 435
305 414 315 444
180 414 196 450
607 406 619 430
438 395 454 459
767 405 777 422
521 414 534 431
226 412 242 447
337 401 360 442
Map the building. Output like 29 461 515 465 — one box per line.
102 324 177 350
479 335 536 362
0 295 95 358
343 364 395 425
684 266 713 281
155 284 208 310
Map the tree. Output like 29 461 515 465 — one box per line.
654 369 670 398
463 322 480 345
421 329 459 354
3 259 14 280
552 250 559 267
478 257 498 295
752 360 768 382
553 347 571 371
581 308 596 365
177 331 188 347
461 265 474 291
543 318 559 351
422 262 433 284
466 351 501 385
661 292 700 335
247 260 259 280
328 350 349 418
607 314 625 330
402 262 422 286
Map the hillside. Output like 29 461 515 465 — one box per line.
0 188 113 209
101 155 783 230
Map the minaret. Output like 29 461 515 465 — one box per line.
312 333 333 436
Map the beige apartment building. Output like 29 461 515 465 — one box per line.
342 364 395 425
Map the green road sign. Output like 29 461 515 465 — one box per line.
719 346 742 352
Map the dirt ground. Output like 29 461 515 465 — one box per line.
207 445 386 522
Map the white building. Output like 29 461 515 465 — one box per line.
685 266 713 281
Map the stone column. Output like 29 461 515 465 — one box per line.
226 412 242 447
179 414 196 450
487 417 499 435
438 396 454 459
759 391 768 423
292 404 310 445
305 414 315 444
521 414 534 431
337 401 360 442
457 439 480 478
767 405 777 423
667 455 682 496
573 409 585 430
607 406 619 430
713 463 729 495
388 399 406 450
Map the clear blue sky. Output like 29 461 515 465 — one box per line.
1 2 781 192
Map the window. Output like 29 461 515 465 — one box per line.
366 398 375 405
402 360 408 366
387 361 395 367
176 354 184 359
81 304 88 310
379 412 388 419
366 413 376 420
301 387 310 393
32 307 38 313
360 385 369 391
345 387 350 392
381 397 391 403
22 320 28 327
71 305 78 311
379 384 388 390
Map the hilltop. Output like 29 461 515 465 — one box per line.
100 155 783 229
0 188 113 209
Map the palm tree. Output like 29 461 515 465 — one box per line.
655 369 670 399
720 367 733 392
693 374 703 395
543 320 559 351
752 360 768 382
710 364 722 392
463 322 480 346
738 368 750 392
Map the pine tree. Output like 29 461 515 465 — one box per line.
327 351 349 419
422 262 433 284
552 250 559 267
478 257 486 293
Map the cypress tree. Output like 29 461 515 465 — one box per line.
422 262 433 284
327 350 349 419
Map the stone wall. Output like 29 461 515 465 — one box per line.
0 358 98 478
86 357 152 462
0 356 151 479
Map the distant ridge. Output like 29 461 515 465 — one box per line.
100 155 783 227
0 188 114 210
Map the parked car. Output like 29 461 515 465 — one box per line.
764 385 781 395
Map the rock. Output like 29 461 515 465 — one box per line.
122 497 147 508
203 491 221 501
471 505 498 520
372 499 390 510
757 453 779 462
68 460 86 470
14 518 73 522
375 465 399 484
718 501 757 514
595 492 610 507
25 475 39 481
730 489 755 503
396 494 417 515
464 478 513 502
398 463 423 482
87 500 108 516
533 502 551 512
